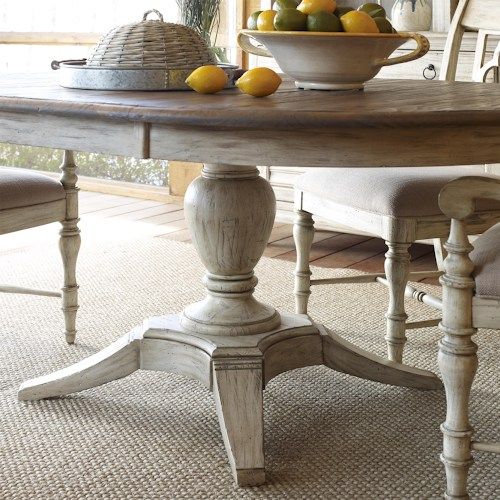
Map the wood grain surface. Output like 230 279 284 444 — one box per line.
1 74 500 129
1 73 500 169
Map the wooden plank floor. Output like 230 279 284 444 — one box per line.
77 191 438 277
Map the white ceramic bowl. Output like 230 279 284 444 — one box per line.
238 30 429 90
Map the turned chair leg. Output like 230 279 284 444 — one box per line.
293 209 314 314
439 219 477 500
439 338 477 500
59 150 81 344
384 241 411 363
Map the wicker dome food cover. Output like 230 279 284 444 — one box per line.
87 9 216 69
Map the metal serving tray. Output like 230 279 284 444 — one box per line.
51 59 240 91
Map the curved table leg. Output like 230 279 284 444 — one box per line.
19 328 142 401
321 326 442 390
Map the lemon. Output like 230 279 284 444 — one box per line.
247 11 262 30
257 10 277 31
236 67 282 97
358 2 386 18
374 17 395 33
297 0 336 15
273 0 300 10
340 10 379 33
185 65 228 94
274 8 307 31
307 12 342 32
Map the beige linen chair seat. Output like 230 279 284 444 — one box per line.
471 222 500 298
0 168 66 210
294 163 500 364
296 166 500 217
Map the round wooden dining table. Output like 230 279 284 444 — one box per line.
3 75 500 487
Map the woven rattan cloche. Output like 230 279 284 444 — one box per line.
52 9 237 91
87 10 215 70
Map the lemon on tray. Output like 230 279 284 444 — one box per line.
236 68 282 97
185 65 228 94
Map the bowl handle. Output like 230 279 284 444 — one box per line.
377 33 430 67
237 32 272 58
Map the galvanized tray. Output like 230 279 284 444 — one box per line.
51 59 240 91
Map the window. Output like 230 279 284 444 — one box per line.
0 0 180 72
0 0 238 187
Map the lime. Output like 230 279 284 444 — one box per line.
374 17 395 33
358 2 386 18
274 8 308 31
247 11 262 30
334 6 353 17
273 0 300 10
307 12 342 32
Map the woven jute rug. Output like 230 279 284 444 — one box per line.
0 217 498 499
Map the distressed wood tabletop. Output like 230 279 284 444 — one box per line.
1 73 500 127
0 73 499 167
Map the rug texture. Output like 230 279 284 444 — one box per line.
0 217 498 499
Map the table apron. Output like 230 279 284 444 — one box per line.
0 110 499 167
149 124 500 168
0 111 149 158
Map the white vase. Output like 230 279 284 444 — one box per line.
391 0 432 31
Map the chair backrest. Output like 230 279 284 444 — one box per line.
440 0 500 82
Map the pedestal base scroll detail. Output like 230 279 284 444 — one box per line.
19 314 441 486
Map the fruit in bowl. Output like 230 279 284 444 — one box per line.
247 1 396 34
240 2 429 91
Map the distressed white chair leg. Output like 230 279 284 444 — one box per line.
212 357 265 487
293 209 314 314
438 219 477 500
59 150 81 344
384 241 411 363
434 238 448 272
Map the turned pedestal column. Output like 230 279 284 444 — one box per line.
181 163 280 336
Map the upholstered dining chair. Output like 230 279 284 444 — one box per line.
437 176 500 499
293 0 500 364
0 150 80 343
